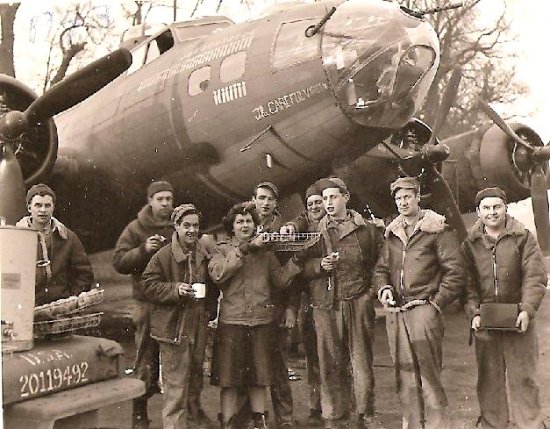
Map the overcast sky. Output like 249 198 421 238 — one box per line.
502 0 550 142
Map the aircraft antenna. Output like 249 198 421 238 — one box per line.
305 7 337 37
403 2 463 18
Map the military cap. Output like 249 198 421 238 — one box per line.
171 203 200 224
26 184 56 205
390 176 420 196
474 186 507 207
255 181 279 198
305 181 322 200
317 177 349 194
147 180 173 198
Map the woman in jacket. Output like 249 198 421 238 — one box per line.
208 202 301 429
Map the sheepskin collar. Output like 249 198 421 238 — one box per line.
385 209 446 243
468 215 527 242
16 216 68 239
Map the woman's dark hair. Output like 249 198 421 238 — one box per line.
222 202 259 236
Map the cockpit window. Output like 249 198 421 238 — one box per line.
127 29 175 74
189 66 211 96
145 40 160 65
272 19 320 69
127 44 147 74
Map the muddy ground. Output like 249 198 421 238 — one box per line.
86 251 550 429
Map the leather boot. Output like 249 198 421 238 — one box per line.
189 405 215 428
251 412 268 429
218 413 237 429
132 398 150 429
307 409 323 427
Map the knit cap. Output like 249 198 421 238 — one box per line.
171 203 200 224
474 186 507 207
26 184 56 204
147 180 173 197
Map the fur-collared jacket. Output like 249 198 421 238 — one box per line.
372 209 466 310
16 216 94 306
113 205 174 301
140 234 218 344
299 210 384 308
462 215 547 319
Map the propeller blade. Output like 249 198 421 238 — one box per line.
530 166 550 255
477 97 534 152
426 165 467 242
25 47 132 126
532 144 550 163
0 145 27 224
427 67 462 145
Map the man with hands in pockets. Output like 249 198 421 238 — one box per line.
373 176 466 429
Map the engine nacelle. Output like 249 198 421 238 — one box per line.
444 122 547 212
0 74 58 185
479 123 546 202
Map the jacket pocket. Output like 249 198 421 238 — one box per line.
150 305 181 342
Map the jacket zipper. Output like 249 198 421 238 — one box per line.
399 248 406 297
491 246 499 300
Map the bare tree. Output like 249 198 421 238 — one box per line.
121 1 157 26
42 2 114 91
0 2 21 77
404 0 526 137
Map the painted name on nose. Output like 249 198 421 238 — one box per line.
252 82 328 120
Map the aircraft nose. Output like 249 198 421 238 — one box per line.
321 0 439 129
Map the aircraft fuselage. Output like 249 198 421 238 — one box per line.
52 0 439 249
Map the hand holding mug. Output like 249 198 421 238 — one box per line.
178 283 194 298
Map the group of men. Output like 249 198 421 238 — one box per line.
20 175 548 429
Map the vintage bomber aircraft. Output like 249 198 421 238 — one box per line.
0 0 442 249
338 97 550 255
1 0 549 256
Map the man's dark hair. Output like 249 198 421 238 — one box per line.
223 202 260 236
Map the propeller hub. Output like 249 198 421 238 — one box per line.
0 110 28 142
512 146 531 172
422 143 450 164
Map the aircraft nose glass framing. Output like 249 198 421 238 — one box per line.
321 0 438 129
